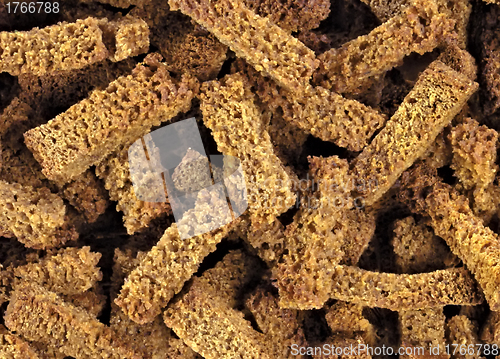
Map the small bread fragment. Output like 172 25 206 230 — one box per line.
200 73 296 222
314 0 455 93
449 118 498 190
96 16 150 62
246 286 308 359
399 162 500 310
95 142 171 235
115 187 240 324
0 324 40 359
24 53 198 184
480 312 500 344
446 315 485 359
351 60 478 206
163 251 271 359
392 216 458 274
399 308 448 359
13 247 102 295
0 180 78 249
168 0 319 91
325 301 377 346
4 282 142 359
449 118 500 222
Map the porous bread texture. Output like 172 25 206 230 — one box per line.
163 250 270 359
339 208 376 266
478 6 500 116
281 84 387 152
359 0 412 22
245 286 308 359
437 42 477 80
449 118 498 190
480 312 500 344
0 180 77 249
280 264 482 310
4 282 142 359
168 0 319 92
96 16 150 62
275 156 352 309
13 247 102 296
110 248 201 359
326 266 483 311
25 54 198 184
392 216 458 274
446 315 485 359
325 301 376 345
448 118 500 222
0 17 108 76
243 0 330 32
314 0 455 93
134 0 228 82
115 187 239 324
200 73 296 222
399 308 447 358
233 59 387 152
95 142 171 235
59 170 109 223
172 148 213 193
0 325 40 359
351 60 478 206
399 163 500 311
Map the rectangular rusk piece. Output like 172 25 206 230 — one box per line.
4 283 141 359
201 73 296 221
13 247 102 295
168 0 318 91
351 60 478 206
163 271 271 359
400 164 500 311
279 265 483 310
314 0 455 93
0 17 108 76
0 180 77 249
24 54 198 184
115 187 240 324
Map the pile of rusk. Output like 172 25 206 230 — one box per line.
1 0 500 357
